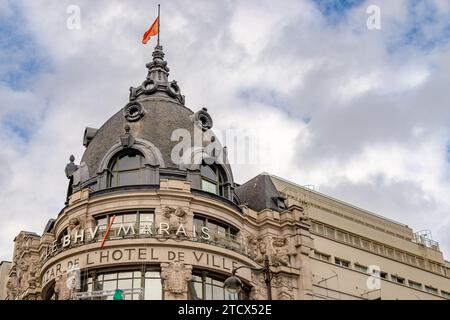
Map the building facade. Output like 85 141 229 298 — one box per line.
0 261 11 300
2 45 450 300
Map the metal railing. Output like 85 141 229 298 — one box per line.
73 288 144 300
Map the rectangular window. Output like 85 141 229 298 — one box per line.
335 257 350 268
336 230 346 242
425 286 438 295
380 272 387 279
407 255 416 265
354 264 368 273
441 291 450 299
386 247 394 257
202 179 217 194
361 239 371 250
317 224 324 235
350 235 361 247
394 250 405 262
325 227 335 238
408 280 422 290
391 275 405 285
314 251 330 262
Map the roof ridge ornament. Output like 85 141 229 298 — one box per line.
129 45 185 105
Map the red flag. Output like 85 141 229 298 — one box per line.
142 17 159 44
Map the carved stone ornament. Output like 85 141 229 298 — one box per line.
272 274 295 300
161 262 192 299
192 108 213 131
246 235 267 264
120 125 135 148
270 237 291 267
161 206 188 235
123 101 144 122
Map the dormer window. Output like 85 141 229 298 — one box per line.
108 150 145 187
201 164 225 196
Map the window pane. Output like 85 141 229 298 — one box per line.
193 282 203 300
111 159 119 171
145 271 160 278
140 213 154 224
118 272 133 279
119 154 141 170
212 285 224 300
133 279 141 289
205 284 212 300
118 279 133 290
144 278 162 300
103 273 117 281
123 214 137 223
102 281 116 291
201 165 217 181
202 179 217 194
119 171 140 186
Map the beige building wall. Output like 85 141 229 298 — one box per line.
271 174 450 300
0 261 11 300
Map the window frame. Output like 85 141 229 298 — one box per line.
200 164 226 196
188 271 248 300
108 150 146 188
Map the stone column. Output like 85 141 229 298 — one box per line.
160 262 192 300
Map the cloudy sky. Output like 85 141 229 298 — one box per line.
1 0 450 261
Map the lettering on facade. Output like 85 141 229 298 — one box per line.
42 247 240 286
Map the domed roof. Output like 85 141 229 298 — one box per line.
81 97 195 174
72 45 234 192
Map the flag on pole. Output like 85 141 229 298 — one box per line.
142 16 159 44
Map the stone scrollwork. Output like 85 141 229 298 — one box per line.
161 262 192 300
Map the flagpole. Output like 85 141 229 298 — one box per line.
157 4 160 47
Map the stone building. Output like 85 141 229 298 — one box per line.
3 44 450 300
0 261 11 300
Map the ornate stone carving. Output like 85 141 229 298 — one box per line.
129 45 185 105
123 101 144 122
247 235 267 264
270 237 291 267
6 269 19 300
250 272 267 300
192 108 213 131
120 125 135 148
68 217 81 239
272 274 295 300
160 262 192 300
161 206 188 235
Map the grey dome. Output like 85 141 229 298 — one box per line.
81 97 195 175
67 45 235 202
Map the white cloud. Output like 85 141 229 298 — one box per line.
1 0 450 263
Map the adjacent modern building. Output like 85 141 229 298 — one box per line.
2 44 450 300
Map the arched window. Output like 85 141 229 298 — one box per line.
108 150 145 187
201 164 225 196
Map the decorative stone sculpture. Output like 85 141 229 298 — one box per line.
120 125 135 148
160 262 192 300
68 217 81 239
247 235 267 264
161 206 188 235
272 274 295 300
270 237 290 267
